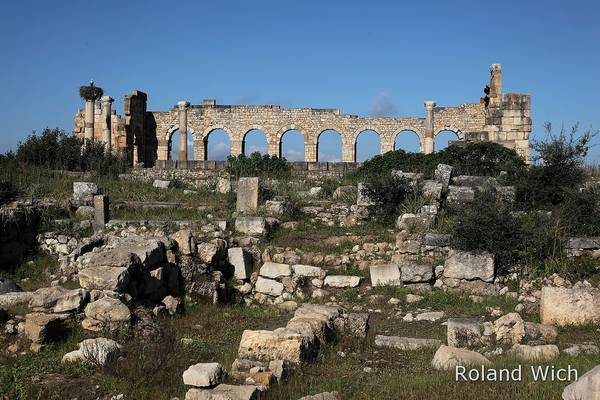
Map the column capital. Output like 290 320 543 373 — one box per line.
101 96 114 104
424 101 436 111
177 101 190 110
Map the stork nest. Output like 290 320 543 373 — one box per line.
79 85 104 101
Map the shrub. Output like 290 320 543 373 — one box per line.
451 190 524 274
360 173 418 224
349 142 526 182
559 185 600 236
438 141 526 177
9 128 128 177
226 152 291 179
516 123 598 208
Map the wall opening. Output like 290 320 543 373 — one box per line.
243 129 268 156
280 130 304 161
394 130 421 153
169 130 194 160
317 130 342 162
435 130 460 152
205 129 231 160
354 130 380 162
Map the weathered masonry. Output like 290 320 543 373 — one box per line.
74 64 531 167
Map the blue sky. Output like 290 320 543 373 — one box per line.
0 0 598 161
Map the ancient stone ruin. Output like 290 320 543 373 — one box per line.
74 64 531 167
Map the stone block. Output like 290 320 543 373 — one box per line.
447 318 483 348
238 328 318 363
356 183 374 206
431 345 491 371
73 182 98 202
375 335 441 350
152 180 171 189
254 277 284 297
228 248 252 280
93 195 109 227
236 177 260 213
443 250 494 282
182 362 226 388
400 261 433 283
235 217 267 236
540 287 600 326
369 264 401 286
323 275 361 288
259 262 291 279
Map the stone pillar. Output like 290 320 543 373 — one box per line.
194 139 205 160
267 139 279 157
381 139 394 155
423 101 436 154
489 64 502 108
84 99 95 143
342 140 355 163
93 194 109 228
177 101 189 161
231 139 243 157
101 96 114 152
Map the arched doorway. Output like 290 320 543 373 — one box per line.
317 130 342 162
280 130 304 161
204 129 231 160
435 130 460 152
243 129 268 156
394 130 421 153
354 130 381 162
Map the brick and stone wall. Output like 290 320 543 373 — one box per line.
74 64 531 166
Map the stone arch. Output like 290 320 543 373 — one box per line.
394 129 423 153
277 127 305 161
435 127 464 140
353 129 381 162
435 129 462 152
164 124 197 160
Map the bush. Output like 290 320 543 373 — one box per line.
349 142 526 182
226 152 291 179
451 190 524 274
360 173 418 224
516 123 598 208
560 185 600 236
7 128 128 177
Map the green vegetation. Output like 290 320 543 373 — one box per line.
360 174 419 224
227 152 291 179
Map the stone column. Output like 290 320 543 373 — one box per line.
101 96 114 152
194 139 205 161
177 101 189 161
489 64 502 108
305 142 317 162
231 139 244 157
423 101 436 154
84 99 95 143
342 141 355 163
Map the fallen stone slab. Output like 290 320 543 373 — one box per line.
562 364 600 400
333 313 369 339
82 296 130 331
183 362 226 388
254 277 284 297
509 344 559 362
297 392 341 400
447 318 484 349
259 262 291 279
0 292 33 308
323 275 361 288
78 266 130 292
443 250 494 282
292 265 326 279
235 217 267 236
185 384 259 400
400 261 433 283
523 321 558 345
431 345 491 370
62 337 121 366
238 328 318 363
415 311 445 322
375 335 441 350
369 264 401 287
540 287 600 326
228 248 252 280
28 286 89 313
563 344 600 356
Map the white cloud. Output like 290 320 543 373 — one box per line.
247 145 267 154
210 142 231 160
319 153 341 162
283 148 304 161
369 92 398 117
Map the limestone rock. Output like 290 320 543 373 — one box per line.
333 312 369 339
228 248 252 280
183 362 226 388
333 186 357 199
152 180 171 189
323 275 361 288
185 384 259 400
0 277 20 294
523 321 558 345
297 392 341 400
431 345 491 370
0 291 33 308
79 266 130 292
235 217 267 236
292 265 326 279
375 335 441 350
443 250 494 282
29 286 89 313
216 177 231 194
540 287 600 326
562 364 600 400
356 183 374 206
237 328 318 363
369 264 401 287
493 313 525 345
434 164 453 187
63 337 121 366
73 182 98 202
509 344 559 362
172 229 197 255
24 312 69 344
237 177 260 213
400 261 433 283
254 277 284 297
83 296 130 330
259 262 291 279
447 318 484 349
